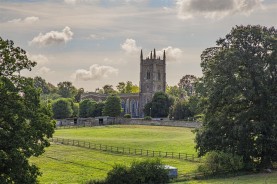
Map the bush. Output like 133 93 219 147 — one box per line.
144 116 152 120
124 114 131 118
197 151 244 174
88 159 169 184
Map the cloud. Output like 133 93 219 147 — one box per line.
156 46 183 62
64 0 77 5
177 0 263 20
121 38 141 54
28 54 49 65
29 26 73 46
36 66 51 75
72 64 118 81
8 16 39 24
89 34 105 40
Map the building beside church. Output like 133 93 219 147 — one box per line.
81 49 166 118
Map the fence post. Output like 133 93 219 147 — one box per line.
147 150 148 156
152 151 154 157
179 153 181 159
89 142 90 148
166 152 167 157
159 151 161 157
117 147 118 152
135 149 136 155
100 144 102 150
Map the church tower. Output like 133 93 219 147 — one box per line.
139 49 166 117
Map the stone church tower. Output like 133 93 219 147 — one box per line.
139 49 166 117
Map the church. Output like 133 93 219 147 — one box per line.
81 49 166 118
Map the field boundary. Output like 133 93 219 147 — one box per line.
50 137 202 162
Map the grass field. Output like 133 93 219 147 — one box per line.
31 125 199 183
31 125 277 183
54 125 197 154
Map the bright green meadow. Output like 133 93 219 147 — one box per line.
31 125 277 184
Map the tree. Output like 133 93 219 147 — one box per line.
0 37 55 183
178 74 197 97
116 82 126 93
74 88 84 102
57 81 77 98
143 92 171 118
33 76 51 94
195 25 277 170
52 98 73 119
94 102 105 117
169 99 193 120
79 99 96 118
102 84 116 94
103 94 121 117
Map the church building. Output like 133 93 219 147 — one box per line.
81 49 166 118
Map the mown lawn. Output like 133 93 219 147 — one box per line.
31 125 277 183
54 125 197 154
31 125 199 183
31 143 199 183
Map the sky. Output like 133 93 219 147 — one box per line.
0 0 276 92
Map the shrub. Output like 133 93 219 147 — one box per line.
124 114 131 118
91 159 170 184
197 151 244 174
144 116 152 120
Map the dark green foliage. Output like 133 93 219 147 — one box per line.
124 114 131 118
94 102 105 117
52 98 73 119
195 25 277 170
169 99 193 120
105 159 169 184
57 81 77 98
0 36 55 183
143 92 171 118
33 76 51 94
103 95 121 117
144 116 152 120
197 151 244 174
79 99 96 118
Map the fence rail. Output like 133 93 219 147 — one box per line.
50 137 201 162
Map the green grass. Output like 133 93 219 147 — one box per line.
31 143 199 183
174 172 277 184
31 125 199 183
31 125 277 183
54 125 197 154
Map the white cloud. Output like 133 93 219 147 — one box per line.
28 54 49 65
64 0 77 5
8 16 39 24
72 64 118 81
121 38 141 54
177 0 263 20
36 66 51 75
156 46 183 62
89 34 105 40
29 26 73 46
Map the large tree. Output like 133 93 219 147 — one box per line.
57 81 77 98
144 92 171 118
195 25 277 169
103 94 121 117
52 98 73 119
0 37 55 183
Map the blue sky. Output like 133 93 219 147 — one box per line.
0 0 276 91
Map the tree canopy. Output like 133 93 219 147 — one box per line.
195 25 277 169
0 36 55 183
144 92 171 118
103 94 121 117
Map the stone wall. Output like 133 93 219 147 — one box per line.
118 118 201 128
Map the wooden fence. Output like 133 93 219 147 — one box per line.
50 137 202 162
